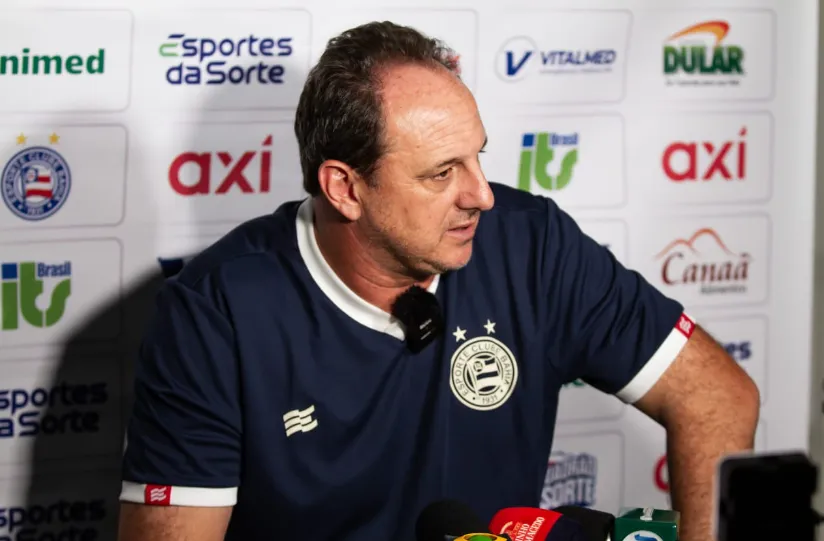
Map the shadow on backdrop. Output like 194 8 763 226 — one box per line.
22 43 306 539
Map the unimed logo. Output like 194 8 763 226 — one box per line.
655 228 750 296
0 48 106 76
0 499 106 541
1 261 71 331
168 135 273 196
0 382 108 438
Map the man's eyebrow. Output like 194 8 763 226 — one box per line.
430 135 489 171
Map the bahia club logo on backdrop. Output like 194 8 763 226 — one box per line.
0 47 106 77
159 33 293 86
1 132 70 221
0 260 71 332
517 132 579 193
663 20 744 86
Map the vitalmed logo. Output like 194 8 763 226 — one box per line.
540 452 598 509
663 21 744 86
497 37 617 81
0 382 107 438
1 261 71 332
0 499 106 540
518 132 578 192
655 229 751 296
486 11 630 104
169 134 273 197
159 33 292 86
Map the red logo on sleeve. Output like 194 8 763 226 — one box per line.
144 484 172 506
675 313 695 339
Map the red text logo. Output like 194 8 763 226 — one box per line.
662 127 747 182
654 454 669 492
655 228 750 295
169 135 272 196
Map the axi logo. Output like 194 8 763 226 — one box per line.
518 132 579 192
663 21 744 83
1 261 71 331
159 33 292 86
2 132 71 221
0 47 106 76
663 127 747 182
0 381 108 438
540 451 597 509
0 499 107 541
169 135 272 196
655 229 750 296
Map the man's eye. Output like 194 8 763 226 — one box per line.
434 167 453 180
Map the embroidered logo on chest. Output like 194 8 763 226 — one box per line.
449 319 518 411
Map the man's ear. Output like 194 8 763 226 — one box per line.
317 160 364 221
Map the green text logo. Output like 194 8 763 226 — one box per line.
518 132 579 192
1 261 71 330
0 48 106 76
663 21 744 77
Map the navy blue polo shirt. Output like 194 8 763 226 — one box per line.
119 182 691 540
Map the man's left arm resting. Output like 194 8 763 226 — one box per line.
634 324 760 541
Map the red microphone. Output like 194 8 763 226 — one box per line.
489 507 588 540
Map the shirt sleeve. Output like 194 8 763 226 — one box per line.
119 277 241 507
543 197 695 404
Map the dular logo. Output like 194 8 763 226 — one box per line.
663 20 744 86
540 451 598 509
449 320 518 411
655 228 750 296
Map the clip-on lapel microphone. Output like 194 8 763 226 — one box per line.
390 285 445 353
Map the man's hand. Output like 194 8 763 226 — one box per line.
118 503 232 541
634 324 760 541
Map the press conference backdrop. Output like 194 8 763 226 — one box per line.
0 0 818 538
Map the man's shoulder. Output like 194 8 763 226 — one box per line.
478 182 559 240
172 199 304 292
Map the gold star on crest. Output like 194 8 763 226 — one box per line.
15 133 26 145
49 132 60 144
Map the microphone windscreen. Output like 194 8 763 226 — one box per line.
489 507 589 540
552 506 615 541
415 499 488 541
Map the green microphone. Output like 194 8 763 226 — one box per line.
613 507 679 541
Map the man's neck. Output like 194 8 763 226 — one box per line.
311 199 435 315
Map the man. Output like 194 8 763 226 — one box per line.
117 21 759 541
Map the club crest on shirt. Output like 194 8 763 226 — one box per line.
449 320 518 411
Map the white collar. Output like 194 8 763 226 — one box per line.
295 198 440 341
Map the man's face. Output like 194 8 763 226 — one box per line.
356 63 494 277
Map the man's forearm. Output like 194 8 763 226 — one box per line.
665 391 759 541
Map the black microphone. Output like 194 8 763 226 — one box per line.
390 285 444 353
551 506 615 541
415 499 507 541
